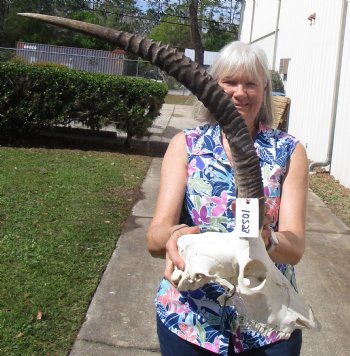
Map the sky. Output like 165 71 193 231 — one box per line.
135 0 241 25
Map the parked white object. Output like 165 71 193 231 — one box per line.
171 232 321 339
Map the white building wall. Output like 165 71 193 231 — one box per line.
284 1 342 163
240 0 278 67
240 0 350 188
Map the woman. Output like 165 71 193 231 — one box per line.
146 41 308 355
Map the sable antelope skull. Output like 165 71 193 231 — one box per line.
171 232 321 338
18 13 320 337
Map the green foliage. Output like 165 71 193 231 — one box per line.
9 55 26 64
2 7 112 49
270 70 285 93
203 20 237 51
148 1 238 55
0 62 168 140
59 11 114 50
1 0 238 54
3 7 61 47
149 15 192 50
28 61 69 70
0 0 141 48
0 48 16 62
0 147 151 354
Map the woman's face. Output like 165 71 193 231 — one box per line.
218 68 265 130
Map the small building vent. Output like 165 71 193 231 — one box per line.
279 58 290 80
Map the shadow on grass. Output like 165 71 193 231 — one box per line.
0 127 169 158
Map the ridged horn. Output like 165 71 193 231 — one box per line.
17 13 265 227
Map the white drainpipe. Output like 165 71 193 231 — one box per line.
272 0 282 70
309 0 348 171
249 0 256 43
238 0 247 40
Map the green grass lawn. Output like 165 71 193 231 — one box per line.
0 147 151 355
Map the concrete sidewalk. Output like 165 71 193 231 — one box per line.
70 104 350 356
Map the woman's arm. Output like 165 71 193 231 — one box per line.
146 132 194 258
266 143 309 265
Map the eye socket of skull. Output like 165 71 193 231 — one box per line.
242 259 267 290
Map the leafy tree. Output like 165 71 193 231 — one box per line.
145 0 240 66
146 0 204 65
0 0 141 48
149 15 191 49
203 19 237 51
135 8 160 36
3 7 62 46
53 11 107 49
3 0 88 14
189 0 204 65
0 0 10 44
270 70 285 93
1 0 240 58
0 1 89 46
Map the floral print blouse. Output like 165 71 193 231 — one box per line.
155 123 299 355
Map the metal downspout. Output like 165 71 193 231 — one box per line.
238 0 246 40
272 0 282 70
309 0 348 171
249 0 256 43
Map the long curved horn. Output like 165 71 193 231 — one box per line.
17 13 265 227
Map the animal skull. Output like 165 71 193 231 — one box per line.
171 232 321 339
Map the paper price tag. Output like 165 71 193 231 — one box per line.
235 198 259 238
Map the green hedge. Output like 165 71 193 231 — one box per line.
0 62 168 142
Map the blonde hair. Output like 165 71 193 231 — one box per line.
194 41 274 127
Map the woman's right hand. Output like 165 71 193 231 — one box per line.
164 224 200 285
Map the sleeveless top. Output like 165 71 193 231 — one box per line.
155 123 299 355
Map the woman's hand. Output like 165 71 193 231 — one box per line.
164 224 200 285
261 210 273 248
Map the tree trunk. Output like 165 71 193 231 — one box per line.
189 0 204 67
0 0 9 31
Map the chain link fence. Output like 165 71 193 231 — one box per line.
0 43 184 90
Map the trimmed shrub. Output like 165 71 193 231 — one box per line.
0 62 168 142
